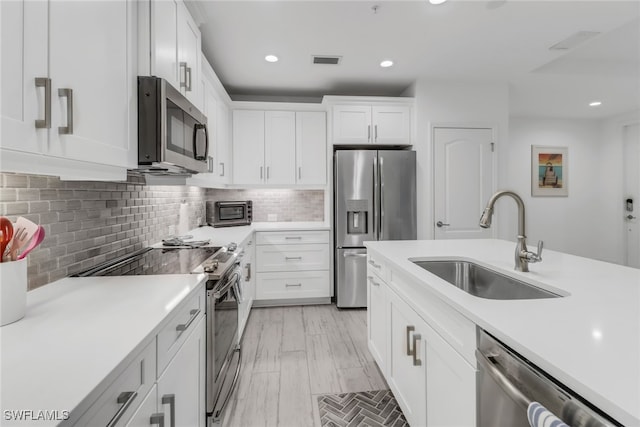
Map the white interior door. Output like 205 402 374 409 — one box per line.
434 127 495 239
623 123 640 268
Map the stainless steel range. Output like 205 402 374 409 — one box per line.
72 243 243 425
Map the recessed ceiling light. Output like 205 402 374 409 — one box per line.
429 0 448 4
265 55 278 63
589 101 602 107
380 60 394 68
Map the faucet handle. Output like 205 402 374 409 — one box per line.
528 240 543 262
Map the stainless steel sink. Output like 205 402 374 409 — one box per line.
412 260 561 300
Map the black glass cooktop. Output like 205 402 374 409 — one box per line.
73 247 221 277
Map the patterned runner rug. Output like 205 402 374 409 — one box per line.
317 389 409 427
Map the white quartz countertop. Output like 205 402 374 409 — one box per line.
156 222 330 249
0 274 206 426
364 239 640 426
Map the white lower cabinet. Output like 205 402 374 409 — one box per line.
157 316 206 427
367 250 476 427
255 230 330 302
71 285 206 427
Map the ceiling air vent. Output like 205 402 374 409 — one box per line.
312 55 341 65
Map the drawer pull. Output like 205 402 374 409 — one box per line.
106 391 137 427
176 309 200 333
286 283 302 287
406 325 415 356
412 334 422 366
162 394 176 427
58 88 74 135
285 236 302 240
367 276 380 287
368 259 381 269
35 77 51 129
285 256 302 261
150 413 165 427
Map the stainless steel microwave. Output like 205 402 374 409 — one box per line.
137 76 208 174
208 201 253 228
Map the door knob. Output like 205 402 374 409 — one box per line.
436 221 450 228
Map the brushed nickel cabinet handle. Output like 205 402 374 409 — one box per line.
35 77 51 129
285 236 302 240
162 394 176 427
266 166 270 180
368 124 371 142
219 162 225 177
106 391 137 427
179 62 188 89
368 259 381 269
150 413 165 427
58 88 73 134
286 283 302 287
260 166 263 180
412 333 422 366
285 256 302 261
186 66 192 92
298 167 301 180
176 309 200 333
367 276 380 286
375 124 378 142
406 325 415 356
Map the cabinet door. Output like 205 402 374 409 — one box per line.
177 2 201 109
425 326 476 427
48 0 135 168
367 275 387 375
1 0 48 154
233 110 265 184
332 105 372 144
152 0 179 89
157 317 206 427
216 102 232 184
124 386 158 427
388 290 427 427
265 111 296 185
296 112 327 185
372 105 411 145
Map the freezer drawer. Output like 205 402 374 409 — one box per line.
336 248 368 308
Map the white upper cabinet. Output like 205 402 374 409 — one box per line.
0 0 136 180
328 98 413 145
296 112 327 185
232 109 326 187
232 110 266 185
142 0 202 110
264 111 296 185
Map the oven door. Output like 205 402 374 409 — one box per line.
206 266 241 418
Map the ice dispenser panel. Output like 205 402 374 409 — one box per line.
346 200 368 234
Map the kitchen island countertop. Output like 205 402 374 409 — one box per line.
365 239 640 426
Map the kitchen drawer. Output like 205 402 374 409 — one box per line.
73 341 156 427
156 287 205 376
367 251 388 282
256 243 329 272
256 230 329 245
256 271 330 300
390 269 476 365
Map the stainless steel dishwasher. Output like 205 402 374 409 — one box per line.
476 329 621 427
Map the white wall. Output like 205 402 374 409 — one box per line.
506 117 624 263
409 79 509 239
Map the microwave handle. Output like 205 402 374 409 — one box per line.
193 123 208 161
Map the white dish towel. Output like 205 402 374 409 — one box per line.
527 402 570 427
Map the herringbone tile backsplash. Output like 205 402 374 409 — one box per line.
0 173 324 290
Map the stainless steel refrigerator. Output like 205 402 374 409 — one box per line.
334 149 417 308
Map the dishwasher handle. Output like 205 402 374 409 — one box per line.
476 349 531 409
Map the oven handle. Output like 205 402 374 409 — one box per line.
213 348 242 421
476 349 531 409
214 271 240 300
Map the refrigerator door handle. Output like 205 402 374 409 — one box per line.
343 252 367 258
379 156 384 240
373 155 379 240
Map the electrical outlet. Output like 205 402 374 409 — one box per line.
268 214 278 222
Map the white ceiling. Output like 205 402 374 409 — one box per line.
186 0 640 119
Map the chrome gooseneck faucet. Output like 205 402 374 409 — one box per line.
479 190 543 272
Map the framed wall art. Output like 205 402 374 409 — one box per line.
531 146 568 197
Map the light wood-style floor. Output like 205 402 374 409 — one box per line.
221 304 388 427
